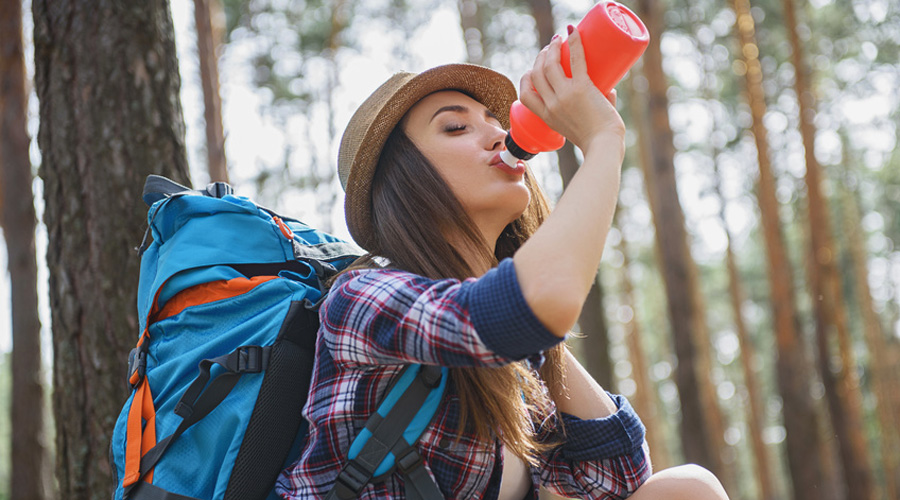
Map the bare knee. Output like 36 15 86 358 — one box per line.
628 464 729 500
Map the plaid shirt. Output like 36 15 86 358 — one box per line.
275 258 650 499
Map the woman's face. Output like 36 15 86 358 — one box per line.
402 91 531 243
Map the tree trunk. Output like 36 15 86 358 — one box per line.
724 244 778 500
730 1 833 499
781 1 875 498
195 0 228 183
693 16 778 497
525 0 613 388
32 0 191 497
633 0 726 478
709 109 777 500
837 133 900 500
1 2 47 499
458 0 485 65
615 209 672 470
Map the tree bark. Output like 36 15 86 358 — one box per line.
730 1 833 499
195 0 228 183
633 0 726 478
32 0 191 497
781 1 875 498
1 1 47 498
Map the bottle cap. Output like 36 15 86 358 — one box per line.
606 3 644 37
504 133 537 162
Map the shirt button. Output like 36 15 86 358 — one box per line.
439 438 452 449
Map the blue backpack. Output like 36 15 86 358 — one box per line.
110 176 448 500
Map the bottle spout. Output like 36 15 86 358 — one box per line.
500 149 519 168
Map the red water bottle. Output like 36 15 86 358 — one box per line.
502 1 650 165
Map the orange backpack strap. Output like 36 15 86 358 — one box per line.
124 332 157 488
122 276 279 495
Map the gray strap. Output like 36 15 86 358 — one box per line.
142 174 233 206
124 346 271 498
128 481 201 500
394 444 444 500
326 365 443 500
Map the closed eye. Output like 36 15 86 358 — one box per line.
444 123 468 133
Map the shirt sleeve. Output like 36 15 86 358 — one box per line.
535 393 652 499
320 258 565 367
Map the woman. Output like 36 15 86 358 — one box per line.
276 27 729 500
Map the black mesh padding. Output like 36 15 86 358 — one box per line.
224 301 319 500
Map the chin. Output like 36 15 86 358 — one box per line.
505 190 531 224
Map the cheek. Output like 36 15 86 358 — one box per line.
431 157 481 196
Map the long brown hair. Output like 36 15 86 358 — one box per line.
345 126 568 463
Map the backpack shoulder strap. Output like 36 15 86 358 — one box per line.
142 174 233 207
326 364 446 500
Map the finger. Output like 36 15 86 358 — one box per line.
566 25 589 81
519 70 546 115
543 35 568 92
530 44 554 102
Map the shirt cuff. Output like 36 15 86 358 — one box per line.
463 258 564 360
559 393 647 461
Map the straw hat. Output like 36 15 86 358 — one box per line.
338 63 518 251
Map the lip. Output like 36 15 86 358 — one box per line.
490 153 526 176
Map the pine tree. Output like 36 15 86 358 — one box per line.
32 0 191 496
730 0 832 498
1 1 46 497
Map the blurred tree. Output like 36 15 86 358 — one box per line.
710 145 777 500
32 0 191 497
730 0 835 499
458 0 486 65
195 0 229 183
684 4 778 497
218 0 368 226
614 207 672 470
837 129 900 500
0 1 46 499
633 0 730 482
781 1 875 498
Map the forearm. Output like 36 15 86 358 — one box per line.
513 134 624 336
551 348 618 419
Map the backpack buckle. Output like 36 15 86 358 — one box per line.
395 446 426 475
235 345 265 373
127 345 149 388
419 365 442 389
205 181 233 198
333 460 370 499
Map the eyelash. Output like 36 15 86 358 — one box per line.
444 124 468 133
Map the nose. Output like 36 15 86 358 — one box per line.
486 123 506 151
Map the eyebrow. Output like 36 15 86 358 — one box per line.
429 105 500 124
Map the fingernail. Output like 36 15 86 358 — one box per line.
567 24 574 35
552 34 559 40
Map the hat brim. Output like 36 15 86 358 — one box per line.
339 64 518 251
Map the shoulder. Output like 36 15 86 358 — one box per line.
327 267 470 303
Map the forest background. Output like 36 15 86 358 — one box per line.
1 0 898 499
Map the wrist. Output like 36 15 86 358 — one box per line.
582 132 625 162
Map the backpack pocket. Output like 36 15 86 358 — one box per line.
111 275 317 500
